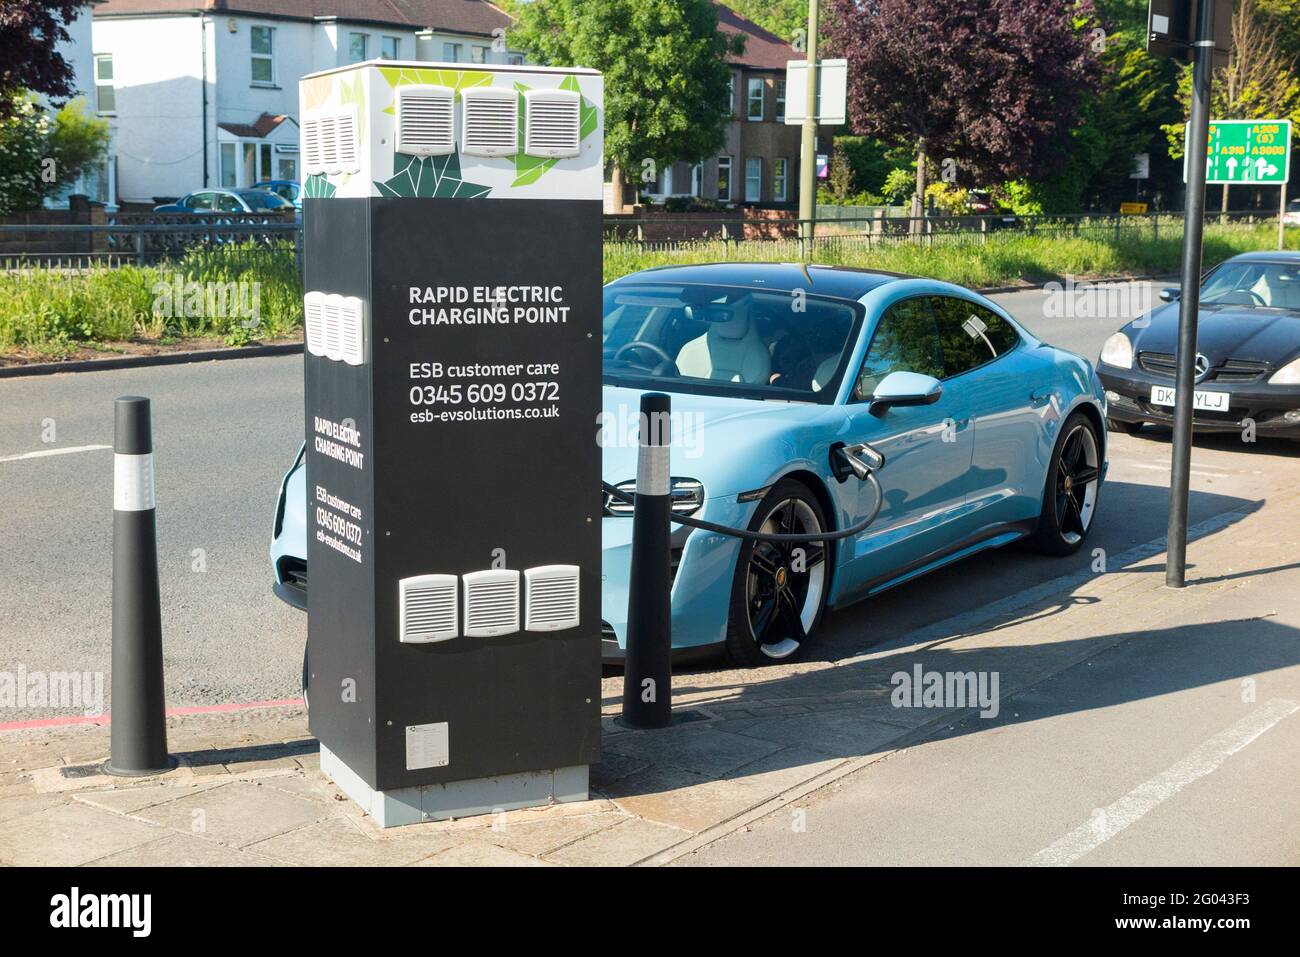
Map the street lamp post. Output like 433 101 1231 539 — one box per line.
798 0 819 257
1166 0 1217 587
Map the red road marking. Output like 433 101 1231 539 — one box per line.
0 697 304 732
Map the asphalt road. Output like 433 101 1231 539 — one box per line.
0 280 1288 720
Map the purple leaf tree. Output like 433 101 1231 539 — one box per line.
823 0 1103 216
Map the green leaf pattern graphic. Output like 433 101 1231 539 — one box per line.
303 173 337 198
374 152 492 199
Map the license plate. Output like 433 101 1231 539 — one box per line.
1149 385 1230 411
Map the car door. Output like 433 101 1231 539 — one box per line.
835 296 977 601
930 295 1044 532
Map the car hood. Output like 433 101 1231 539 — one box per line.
600 385 846 497
1128 302 1300 366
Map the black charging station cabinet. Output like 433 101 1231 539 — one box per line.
298 61 604 825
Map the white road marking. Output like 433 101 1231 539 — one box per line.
1029 698 1299 866
0 444 111 463
1117 461 1239 479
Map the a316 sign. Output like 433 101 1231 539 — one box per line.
1184 119 1293 185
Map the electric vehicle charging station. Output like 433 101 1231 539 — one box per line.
298 60 604 826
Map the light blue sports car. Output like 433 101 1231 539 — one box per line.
271 263 1107 668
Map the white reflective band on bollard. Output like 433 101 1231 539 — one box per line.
636 444 670 497
114 453 156 511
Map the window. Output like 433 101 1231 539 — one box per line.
747 77 764 121
219 145 237 187
443 42 462 62
250 26 274 85
929 297 1020 377
381 36 400 60
348 33 367 63
216 193 244 213
471 45 489 64
744 157 762 202
276 156 298 181
773 157 788 202
727 73 735 115
716 155 732 201
188 191 214 211
854 298 944 399
507 53 524 66
775 79 786 123
94 55 115 114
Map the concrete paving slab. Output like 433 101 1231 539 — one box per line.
607 762 771 832
73 780 225 815
602 723 784 776
0 801 163 866
247 816 448 866
488 811 628 857
129 780 326 847
415 840 554 866
87 831 277 867
544 816 690 867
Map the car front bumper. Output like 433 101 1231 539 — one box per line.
1098 363 1300 436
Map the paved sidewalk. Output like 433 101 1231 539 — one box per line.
1 485 1296 866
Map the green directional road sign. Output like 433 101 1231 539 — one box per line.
1185 119 1293 185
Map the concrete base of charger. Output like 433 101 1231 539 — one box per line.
319 744 589 828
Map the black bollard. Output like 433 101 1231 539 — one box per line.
105 397 175 776
621 392 673 729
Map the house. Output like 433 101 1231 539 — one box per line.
632 2 810 210
43 1 119 208
91 0 525 206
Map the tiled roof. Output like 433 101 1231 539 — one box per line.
94 0 513 36
715 2 801 71
217 111 293 137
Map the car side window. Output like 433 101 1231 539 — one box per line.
188 192 212 211
931 297 1021 378
216 193 243 212
853 297 944 400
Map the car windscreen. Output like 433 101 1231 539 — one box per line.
1200 261 1300 311
238 190 290 210
602 283 862 402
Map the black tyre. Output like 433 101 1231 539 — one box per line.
1107 417 1144 435
1034 412 1103 556
725 479 831 667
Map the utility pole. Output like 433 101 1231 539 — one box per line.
1166 0 1216 588
798 0 819 257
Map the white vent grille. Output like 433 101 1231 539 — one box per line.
396 85 456 156
303 291 326 356
302 108 360 175
336 295 365 366
399 574 458 643
462 569 520 637
302 118 323 174
524 89 582 158
320 294 342 359
461 87 518 157
524 565 580 632
334 109 359 172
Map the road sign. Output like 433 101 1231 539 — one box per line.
1120 202 1149 214
1147 0 1230 66
1185 119 1293 185
1131 153 1150 179
785 59 847 125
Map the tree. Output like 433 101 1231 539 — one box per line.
1160 0 1300 211
822 0 1103 219
0 94 110 214
0 2 86 119
724 0 808 47
510 0 743 211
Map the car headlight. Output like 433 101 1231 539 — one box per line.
1099 332 1134 370
1268 356 1300 385
604 478 704 516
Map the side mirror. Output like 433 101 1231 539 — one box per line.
869 370 943 414
1159 287 1180 302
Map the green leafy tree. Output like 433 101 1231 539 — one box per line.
1160 0 1300 211
510 0 743 211
0 94 109 214
723 0 808 47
